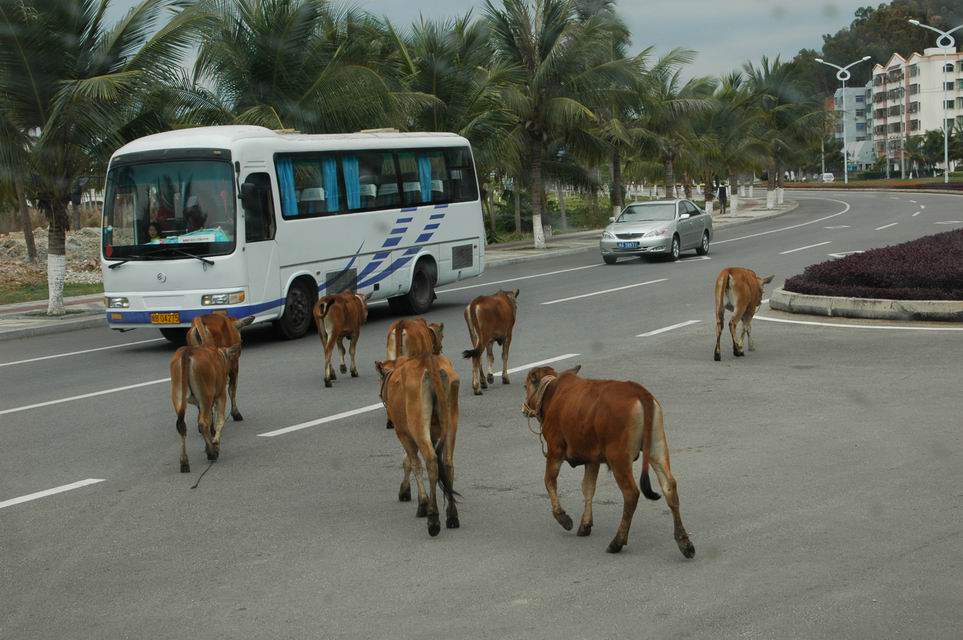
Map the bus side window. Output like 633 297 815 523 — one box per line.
445 148 478 203
243 172 276 242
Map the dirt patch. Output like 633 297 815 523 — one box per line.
0 227 102 287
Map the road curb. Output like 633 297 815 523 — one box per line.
770 287 963 322
0 314 106 342
484 244 598 268
789 188 963 197
713 200 800 229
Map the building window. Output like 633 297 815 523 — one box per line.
855 95 865 103
856 122 866 131
909 65 919 77
946 82 956 91
944 63 954 73
946 100 956 109
855 109 865 118
909 84 919 94
910 120 920 131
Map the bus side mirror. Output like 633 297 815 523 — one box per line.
240 182 257 209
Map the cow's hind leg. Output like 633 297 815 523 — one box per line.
577 462 600 536
228 360 243 421
399 454 412 502
649 405 695 558
606 456 640 553
176 412 189 473
323 336 337 387
729 302 748 357
485 343 495 385
397 432 427 514
337 336 348 374
210 392 228 461
348 333 359 377
714 307 725 361
411 386 441 536
745 316 756 351
500 333 512 384
544 453 573 531
198 404 216 462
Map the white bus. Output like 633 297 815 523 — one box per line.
101 126 486 341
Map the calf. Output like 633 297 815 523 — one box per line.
462 289 519 395
187 312 255 421
523 365 694 558
313 291 370 387
376 355 460 537
385 318 444 359
713 267 774 361
170 342 240 473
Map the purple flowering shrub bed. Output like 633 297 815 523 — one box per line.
783 229 963 301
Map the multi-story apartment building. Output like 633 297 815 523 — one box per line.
872 47 963 175
833 83 875 170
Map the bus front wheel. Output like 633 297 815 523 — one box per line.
275 280 316 339
388 260 436 315
159 328 187 345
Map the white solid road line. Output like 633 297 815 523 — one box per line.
257 353 580 438
875 222 899 231
0 378 170 416
715 199 850 245
755 316 963 331
824 225 850 229
0 338 165 369
909 200 917 203
912 211 921 217
541 279 666 305
637 320 701 338
438 264 601 295
779 241 831 255
0 478 106 510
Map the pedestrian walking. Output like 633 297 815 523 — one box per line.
717 181 728 215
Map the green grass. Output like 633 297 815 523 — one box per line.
0 282 103 306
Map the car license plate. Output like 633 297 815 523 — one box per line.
617 241 640 249
150 312 180 324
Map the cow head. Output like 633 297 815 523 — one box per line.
498 288 520 313
756 274 774 310
429 322 444 354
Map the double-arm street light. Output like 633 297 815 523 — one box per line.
908 20 963 184
815 56 872 184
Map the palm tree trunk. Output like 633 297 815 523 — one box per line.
776 158 785 205
682 172 692 199
513 188 521 234
46 201 68 316
488 188 497 236
529 139 546 249
766 158 776 210
15 177 37 263
556 182 567 231
611 150 623 218
663 158 674 201
728 173 738 214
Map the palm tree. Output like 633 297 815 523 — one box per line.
484 0 636 249
0 0 203 314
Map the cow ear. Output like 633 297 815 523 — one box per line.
375 361 385 376
561 364 581 377
437 322 444 332
760 274 774 285
514 288 520 299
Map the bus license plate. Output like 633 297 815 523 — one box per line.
150 312 180 324
617 241 640 249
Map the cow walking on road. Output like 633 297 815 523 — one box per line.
314 291 370 387
187 312 255 421
523 365 695 558
376 355 460 537
385 318 444 359
462 289 519 395
713 267 774 361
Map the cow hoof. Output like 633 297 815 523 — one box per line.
577 523 592 537
446 516 460 529
350 370 358 378
473 389 483 396
427 517 441 537
386 420 394 430
330 371 337 380
678 538 696 559
502 376 510 385
480 381 488 390
324 379 332 388
339 364 348 374
232 412 244 422
206 451 216 461
486 373 494 384
399 486 411 502
554 511 574 531
180 462 190 473
713 353 721 362
416 502 428 517
606 540 624 554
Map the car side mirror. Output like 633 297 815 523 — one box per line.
608 216 616 223
679 212 691 220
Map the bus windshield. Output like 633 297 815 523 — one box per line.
103 160 236 259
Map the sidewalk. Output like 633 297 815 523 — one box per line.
0 197 797 342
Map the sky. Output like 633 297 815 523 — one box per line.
105 0 874 77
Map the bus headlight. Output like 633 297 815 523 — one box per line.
106 297 129 308
201 291 245 306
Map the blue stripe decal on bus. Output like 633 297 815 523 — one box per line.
424 223 440 230
382 236 401 247
401 207 418 212
374 251 390 260
397 217 413 223
429 213 445 220
416 233 432 243
434 204 448 209
390 227 407 235
357 257 413 288
404 247 420 255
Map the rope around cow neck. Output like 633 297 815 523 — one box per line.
522 375 557 458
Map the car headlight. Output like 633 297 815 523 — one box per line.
106 296 129 309
602 230 616 239
202 291 245 306
644 228 668 237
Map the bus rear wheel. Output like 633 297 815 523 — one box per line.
159 328 187 345
275 280 316 339
388 260 436 315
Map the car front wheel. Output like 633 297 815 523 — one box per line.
668 235 680 261
696 231 710 256
603 254 617 265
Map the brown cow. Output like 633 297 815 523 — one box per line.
713 267 774 361
187 312 255 421
170 342 241 473
523 365 695 558
385 318 444 359
376 355 460 537
462 289 519 395
313 291 371 387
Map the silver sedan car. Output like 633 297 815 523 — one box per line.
599 199 713 264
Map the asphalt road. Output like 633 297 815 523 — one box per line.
2 191 962 639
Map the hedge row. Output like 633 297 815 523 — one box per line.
783 229 963 301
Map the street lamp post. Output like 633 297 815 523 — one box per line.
815 56 872 184
909 20 963 183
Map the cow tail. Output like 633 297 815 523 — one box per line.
395 321 405 357
428 358 459 504
316 296 333 319
187 317 207 346
462 302 482 360
171 348 191 425
640 396 662 501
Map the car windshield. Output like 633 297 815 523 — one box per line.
617 203 676 222
102 160 236 259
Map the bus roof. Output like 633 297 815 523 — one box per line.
112 125 469 159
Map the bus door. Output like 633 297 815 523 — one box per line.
240 172 281 314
